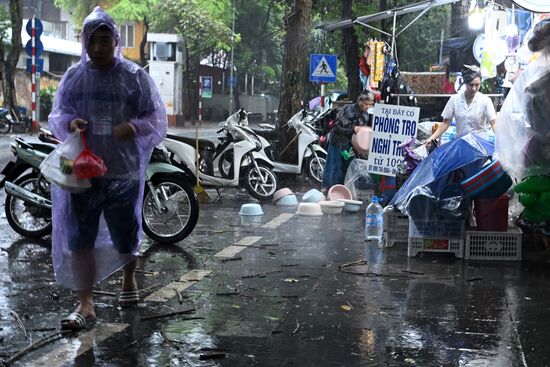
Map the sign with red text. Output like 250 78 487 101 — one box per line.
366 103 420 177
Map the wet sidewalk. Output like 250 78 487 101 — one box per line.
0 185 549 366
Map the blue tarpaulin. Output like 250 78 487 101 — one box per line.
390 133 494 210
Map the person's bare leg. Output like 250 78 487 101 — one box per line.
62 250 96 328
74 289 95 319
122 258 137 291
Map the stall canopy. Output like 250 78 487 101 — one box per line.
512 0 550 13
316 0 461 58
316 0 460 33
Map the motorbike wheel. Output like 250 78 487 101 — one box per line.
306 151 327 186
243 162 278 201
5 173 52 238
142 176 199 244
218 149 234 179
0 118 11 134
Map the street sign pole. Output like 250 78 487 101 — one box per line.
320 83 325 110
31 16 37 132
198 76 202 125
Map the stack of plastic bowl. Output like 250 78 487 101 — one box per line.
337 199 363 212
301 188 325 203
319 200 345 214
296 202 324 216
272 188 298 206
328 184 353 201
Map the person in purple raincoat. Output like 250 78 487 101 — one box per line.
48 7 167 330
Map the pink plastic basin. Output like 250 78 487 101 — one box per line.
328 184 352 201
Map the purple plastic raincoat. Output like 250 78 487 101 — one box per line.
48 7 167 290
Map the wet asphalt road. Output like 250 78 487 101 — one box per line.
0 131 550 366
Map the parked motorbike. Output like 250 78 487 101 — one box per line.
163 109 278 201
0 108 32 134
0 129 199 244
0 108 15 134
251 109 327 185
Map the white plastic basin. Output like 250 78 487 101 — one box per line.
319 200 345 214
296 202 323 216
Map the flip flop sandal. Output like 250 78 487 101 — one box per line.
119 290 139 307
61 312 95 331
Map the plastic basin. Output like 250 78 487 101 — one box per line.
337 199 363 212
296 203 323 216
319 200 345 214
273 187 293 203
276 194 298 206
352 126 372 156
302 188 325 203
239 203 264 216
328 184 353 201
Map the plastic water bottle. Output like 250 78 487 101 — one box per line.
365 196 384 243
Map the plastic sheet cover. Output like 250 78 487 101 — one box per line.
48 7 167 290
495 50 550 181
344 159 377 199
390 133 493 212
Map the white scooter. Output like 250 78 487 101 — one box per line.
253 109 327 185
163 109 279 201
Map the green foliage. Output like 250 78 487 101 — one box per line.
53 0 111 25
232 0 286 93
107 0 156 22
0 6 11 48
39 86 57 121
153 0 235 52
395 2 450 71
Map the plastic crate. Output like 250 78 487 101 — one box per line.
409 218 465 239
464 228 522 261
383 211 409 247
408 237 464 258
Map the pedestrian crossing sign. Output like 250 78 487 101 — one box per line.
309 54 337 83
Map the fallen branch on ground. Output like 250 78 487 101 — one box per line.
9 311 27 339
3 330 71 365
339 259 368 269
140 308 196 321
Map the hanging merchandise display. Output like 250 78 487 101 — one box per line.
373 41 386 84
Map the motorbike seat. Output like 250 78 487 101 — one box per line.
252 128 278 142
167 134 216 151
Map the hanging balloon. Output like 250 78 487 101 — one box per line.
505 24 520 53
473 33 507 66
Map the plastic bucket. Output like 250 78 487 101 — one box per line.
474 194 509 231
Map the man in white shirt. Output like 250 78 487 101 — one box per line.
426 67 497 148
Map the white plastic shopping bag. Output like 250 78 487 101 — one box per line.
39 131 92 193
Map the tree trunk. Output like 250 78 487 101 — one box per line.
277 0 312 164
2 0 22 113
140 16 149 68
183 42 194 122
342 0 360 100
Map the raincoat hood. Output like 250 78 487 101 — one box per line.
81 6 122 62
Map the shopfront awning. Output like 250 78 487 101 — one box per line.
512 0 550 13
316 0 461 33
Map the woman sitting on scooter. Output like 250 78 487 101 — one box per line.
322 91 374 191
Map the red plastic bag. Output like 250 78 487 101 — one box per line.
73 131 107 179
